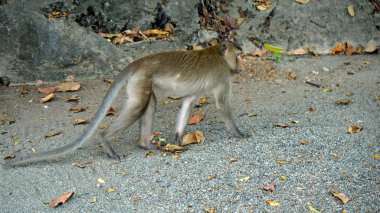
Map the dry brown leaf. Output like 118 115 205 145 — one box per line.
335 99 352 105
263 182 276 192
238 176 250 182
146 150 154 157
331 43 345 55
345 42 355 56
347 4 355 16
182 131 205 145
168 96 181 100
295 0 309 4
204 207 217 213
159 144 185 152
274 123 290 128
72 159 94 168
65 95 80 102
265 200 280 206
188 113 205 125
143 29 169 37
346 125 363 134
299 140 310 145
330 190 351 204
230 158 239 163
198 97 207 106
45 130 61 138
275 159 288 165
106 188 116 193
73 119 90 125
172 153 180 159
56 82 81 92
38 87 57 94
50 192 74 208
3 154 15 160
40 93 55 103
103 78 114 84
207 175 216 180
69 107 87 113
288 48 308 55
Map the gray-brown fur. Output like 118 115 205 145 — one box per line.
5 42 247 166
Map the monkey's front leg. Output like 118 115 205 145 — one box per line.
174 95 198 146
214 85 249 138
138 94 157 149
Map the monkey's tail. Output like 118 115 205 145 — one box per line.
5 75 127 166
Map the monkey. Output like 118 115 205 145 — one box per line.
5 41 248 166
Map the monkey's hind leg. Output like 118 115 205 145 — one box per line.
138 93 157 149
174 95 198 146
101 89 151 160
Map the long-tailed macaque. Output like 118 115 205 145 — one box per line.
5 41 247 166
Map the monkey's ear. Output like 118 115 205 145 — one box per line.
219 43 227 56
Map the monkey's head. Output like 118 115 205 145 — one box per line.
219 41 244 74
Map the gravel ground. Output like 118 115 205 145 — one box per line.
0 54 379 212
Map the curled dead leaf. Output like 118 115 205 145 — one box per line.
347 4 355 16
38 87 57 94
103 78 114 84
146 150 154 157
332 43 345 55
106 188 116 193
207 175 216 180
45 130 61 138
65 95 80 102
3 154 15 160
335 99 352 105
40 93 55 103
172 153 181 159
50 192 74 208
274 123 290 128
69 107 87 113
265 200 280 206
238 176 250 182
159 144 185 152
263 182 276 192
73 118 91 125
288 48 308 55
295 0 309 4
346 125 363 134
188 113 205 125
182 131 205 145
72 159 94 168
330 190 351 204
204 207 217 213
275 159 288 165
56 82 81 92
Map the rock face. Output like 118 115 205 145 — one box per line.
0 0 379 83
